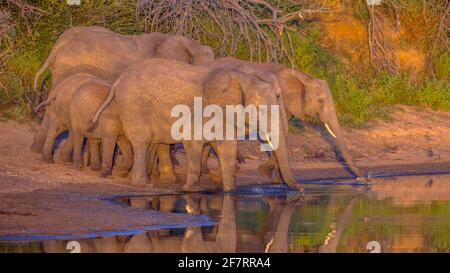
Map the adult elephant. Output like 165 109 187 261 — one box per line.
31 26 215 153
89 58 301 192
208 57 367 180
153 57 367 182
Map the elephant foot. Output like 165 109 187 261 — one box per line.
91 163 102 172
257 162 275 180
99 169 112 178
41 154 54 164
131 177 149 187
273 169 283 184
182 183 203 193
59 152 73 163
158 172 177 184
72 162 83 171
114 169 129 178
223 184 236 193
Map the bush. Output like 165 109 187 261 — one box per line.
0 0 449 126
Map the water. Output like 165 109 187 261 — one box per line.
1 174 450 253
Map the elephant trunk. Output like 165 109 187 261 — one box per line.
267 130 303 192
323 110 366 179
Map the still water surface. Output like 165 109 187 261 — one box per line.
1 175 450 253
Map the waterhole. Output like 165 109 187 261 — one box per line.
1 175 450 253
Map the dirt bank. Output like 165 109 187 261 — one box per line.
1 105 450 239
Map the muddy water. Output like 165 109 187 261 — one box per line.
1 174 450 253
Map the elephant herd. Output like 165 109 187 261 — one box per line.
32 26 367 192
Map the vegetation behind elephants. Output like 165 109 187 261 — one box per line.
0 0 449 126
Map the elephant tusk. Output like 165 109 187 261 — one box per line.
265 133 275 150
324 123 337 138
264 237 274 253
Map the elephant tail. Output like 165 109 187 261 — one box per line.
34 46 58 95
87 84 116 132
34 78 62 112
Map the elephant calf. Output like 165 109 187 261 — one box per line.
41 73 97 163
42 73 132 177
70 77 133 178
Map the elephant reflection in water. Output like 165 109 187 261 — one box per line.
41 194 302 253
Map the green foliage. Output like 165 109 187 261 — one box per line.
435 52 450 81
0 0 142 120
0 70 31 121
283 25 450 126
0 0 449 125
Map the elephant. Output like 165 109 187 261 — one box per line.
41 72 131 177
40 73 96 163
207 57 367 181
150 57 367 183
70 76 133 177
89 58 301 192
31 25 215 153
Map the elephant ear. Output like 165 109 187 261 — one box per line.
277 69 307 120
203 68 243 108
242 71 290 136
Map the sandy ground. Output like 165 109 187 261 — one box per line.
1 105 450 240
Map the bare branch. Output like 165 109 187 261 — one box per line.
136 0 331 63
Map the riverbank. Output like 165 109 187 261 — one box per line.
1 105 450 239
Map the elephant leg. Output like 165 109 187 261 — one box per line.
215 140 237 192
83 140 90 167
201 144 210 174
31 110 50 153
131 141 151 186
258 153 277 180
115 136 133 177
72 131 84 170
58 134 74 163
147 142 159 182
157 144 177 184
99 135 117 178
170 145 180 166
41 120 58 163
207 142 222 185
182 141 204 192
89 139 102 171
236 147 245 164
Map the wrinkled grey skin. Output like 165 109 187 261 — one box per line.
90 59 300 192
32 26 215 153
208 57 367 180
70 77 132 178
